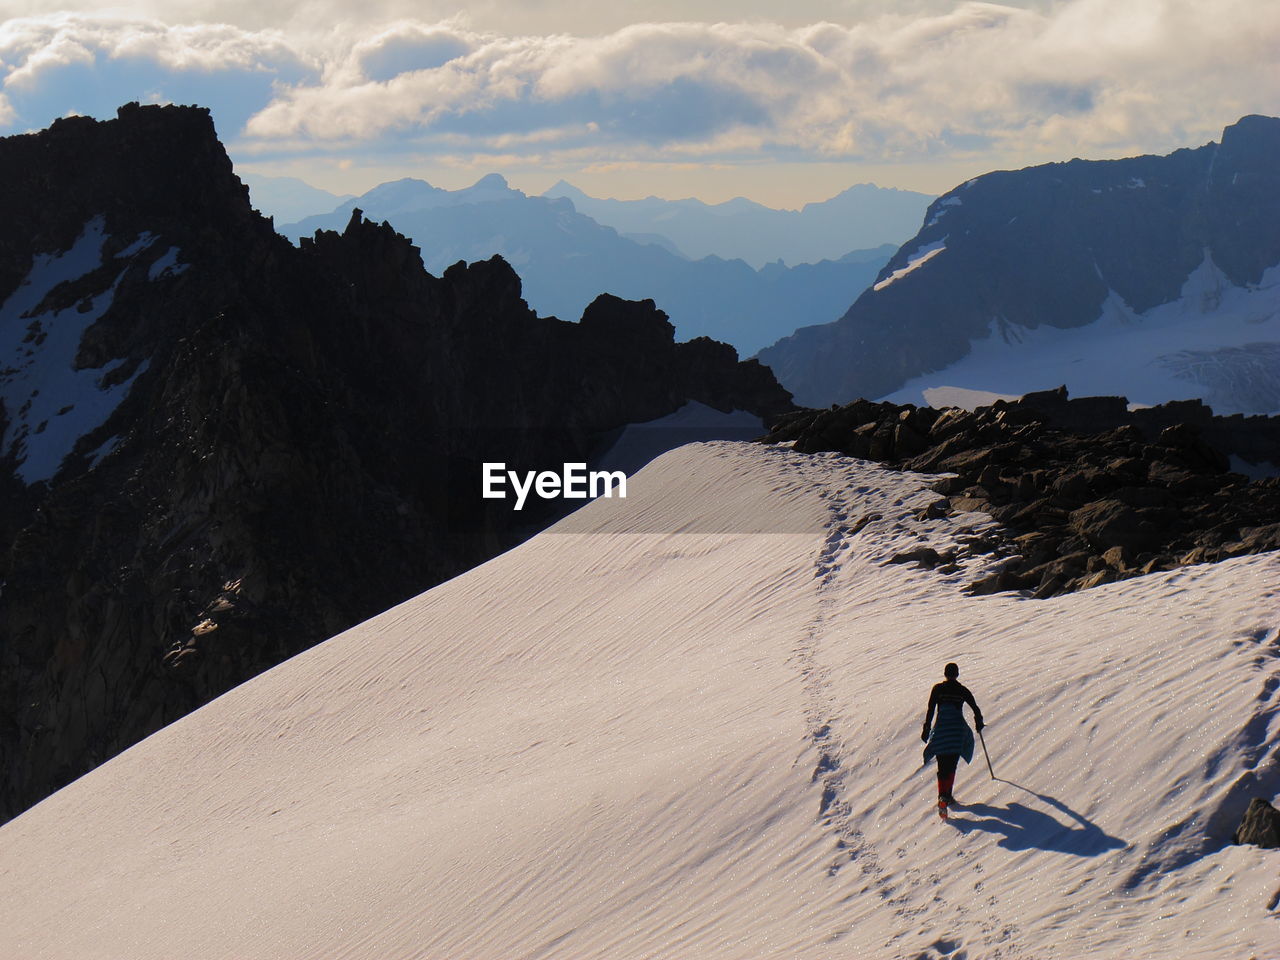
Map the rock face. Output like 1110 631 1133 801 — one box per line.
1233 797 1280 848
763 386 1280 598
0 103 793 824
758 115 1280 412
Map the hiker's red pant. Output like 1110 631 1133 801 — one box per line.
936 753 959 797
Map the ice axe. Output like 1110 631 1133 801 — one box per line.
977 726 995 779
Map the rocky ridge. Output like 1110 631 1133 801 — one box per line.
763 387 1280 598
0 103 792 824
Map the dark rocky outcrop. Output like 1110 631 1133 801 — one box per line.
0 104 793 824
759 115 1280 410
1233 797 1280 848
763 386 1280 597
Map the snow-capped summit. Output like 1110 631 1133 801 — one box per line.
759 115 1280 414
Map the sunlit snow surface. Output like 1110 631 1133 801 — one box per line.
0 217 160 483
884 254 1280 415
1 442 1277 959
921 386 1020 411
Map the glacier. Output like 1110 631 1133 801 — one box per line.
883 253 1280 416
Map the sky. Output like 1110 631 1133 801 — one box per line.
0 0 1277 206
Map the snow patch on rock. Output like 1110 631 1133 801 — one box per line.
147 246 188 280
0 217 150 484
115 232 157 259
85 433 120 470
872 239 946 292
925 196 963 228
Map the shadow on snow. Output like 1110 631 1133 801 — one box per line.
945 779 1127 856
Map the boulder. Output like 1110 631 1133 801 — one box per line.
1233 797 1280 848
1101 545 1133 570
1069 500 1161 552
886 546 955 569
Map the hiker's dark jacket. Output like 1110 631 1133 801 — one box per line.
923 680 983 764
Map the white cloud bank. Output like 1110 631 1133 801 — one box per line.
0 14 318 133
1 1 1278 170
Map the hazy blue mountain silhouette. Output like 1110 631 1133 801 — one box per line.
281 175 897 356
543 180 933 269
240 173 354 226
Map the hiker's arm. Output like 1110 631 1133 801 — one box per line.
921 688 937 741
964 687 985 730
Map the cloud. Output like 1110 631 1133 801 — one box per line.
0 1 966 37
2 2 1279 174
241 1 1280 165
0 15 318 132
352 22 474 83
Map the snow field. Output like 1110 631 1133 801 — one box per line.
0 441 1277 959
883 253 1280 416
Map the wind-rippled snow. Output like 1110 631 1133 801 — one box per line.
0 442 1277 959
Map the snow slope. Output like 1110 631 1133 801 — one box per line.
1 442 1278 959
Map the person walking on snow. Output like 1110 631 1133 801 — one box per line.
922 662 984 809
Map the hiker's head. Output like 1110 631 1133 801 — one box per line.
944 662 959 679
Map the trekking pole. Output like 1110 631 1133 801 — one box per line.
978 727 995 779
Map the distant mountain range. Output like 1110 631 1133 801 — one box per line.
239 173 354 225
758 116 1280 415
280 176 903 356
542 180 933 269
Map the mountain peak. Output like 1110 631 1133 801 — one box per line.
1219 113 1280 152
458 173 522 202
543 179 588 200
471 172 510 190
361 178 441 204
